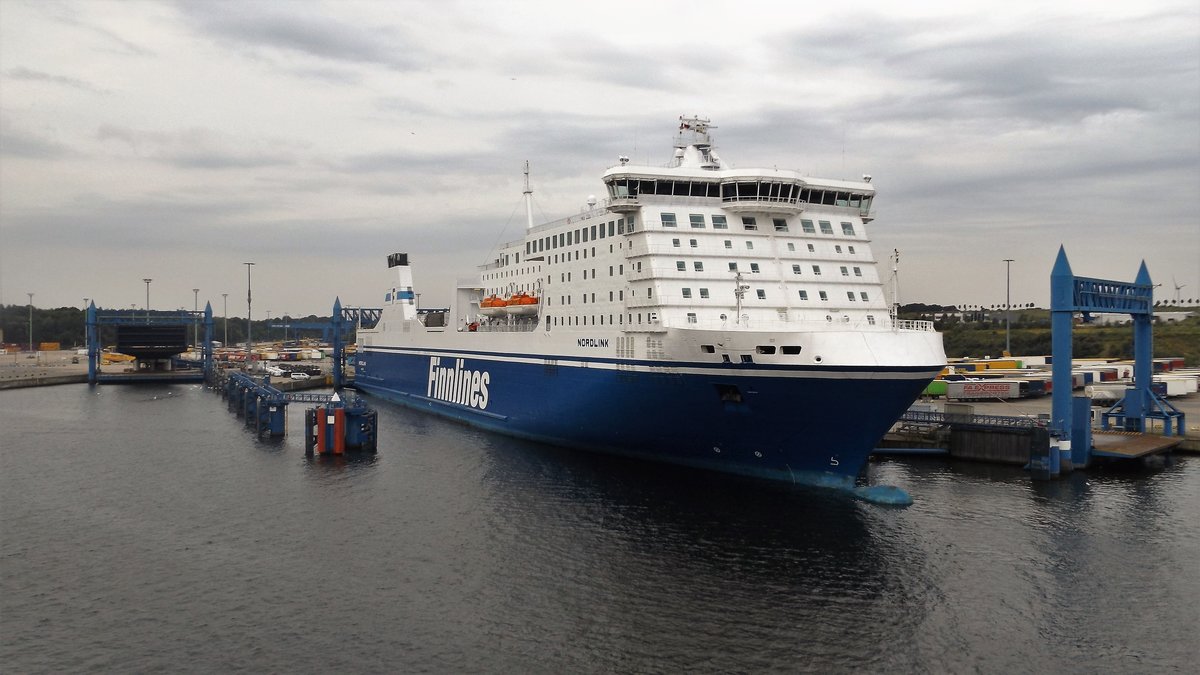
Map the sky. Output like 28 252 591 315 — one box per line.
1 0 1197 318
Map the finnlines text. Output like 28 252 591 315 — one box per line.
427 357 491 409
577 338 609 348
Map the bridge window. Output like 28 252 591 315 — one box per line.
712 215 728 229
841 222 855 236
689 214 705 228
661 213 677 227
801 219 815 234
773 218 788 232
819 220 833 235
742 217 757 230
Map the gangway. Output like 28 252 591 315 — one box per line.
1049 246 1185 472
85 302 213 384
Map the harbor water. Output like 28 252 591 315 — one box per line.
2 383 1198 672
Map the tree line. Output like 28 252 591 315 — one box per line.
0 305 331 349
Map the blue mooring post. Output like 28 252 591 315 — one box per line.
332 297 345 389
1128 262 1154 433
1050 247 1074 455
203 301 214 382
86 302 98 385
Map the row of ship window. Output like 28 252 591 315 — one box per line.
548 288 871 304
671 238 857 255
544 310 878 329
670 260 862 276
659 213 856 236
524 218 632 256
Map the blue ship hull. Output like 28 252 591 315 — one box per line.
355 346 937 488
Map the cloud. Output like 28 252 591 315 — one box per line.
5 66 106 93
175 1 428 71
96 124 297 170
0 118 74 159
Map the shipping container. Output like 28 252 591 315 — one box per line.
947 380 1022 401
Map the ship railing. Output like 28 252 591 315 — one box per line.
658 316 901 331
471 321 540 333
894 319 936 332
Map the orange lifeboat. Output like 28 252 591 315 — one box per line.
505 292 540 316
479 295 508 317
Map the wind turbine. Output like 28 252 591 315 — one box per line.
1173 277 1186 305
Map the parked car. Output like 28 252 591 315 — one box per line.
289 372 311 380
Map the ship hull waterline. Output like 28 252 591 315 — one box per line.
355 346 938 501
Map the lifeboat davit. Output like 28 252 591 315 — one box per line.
505 292 540 316
479 295 508 317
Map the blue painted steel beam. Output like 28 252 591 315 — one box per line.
1050 247 1075 443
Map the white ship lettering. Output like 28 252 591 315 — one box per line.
427 357 490 409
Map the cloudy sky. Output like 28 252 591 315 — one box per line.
1 0 1197 317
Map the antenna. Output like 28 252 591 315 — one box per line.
890 249 900 327
733 271 749 326
523 160 534 230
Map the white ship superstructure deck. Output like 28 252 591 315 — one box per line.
469 117 914 340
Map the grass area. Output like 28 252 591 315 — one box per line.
928 314 1199 366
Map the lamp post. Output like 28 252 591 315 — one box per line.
283 314 289 345
222 293 229 346
193 288 200 348
142 278 152 324
1003 259 1014 355
27 292 34 352
244 262 255 367
82 298 89 348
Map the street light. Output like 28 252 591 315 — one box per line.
82 298 89 349
193 288 200 348
222 293 229 346
244 262 255 366
1003 259 1014 355
143 278 152 323
27 292 34 352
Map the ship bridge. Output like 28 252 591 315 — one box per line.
602 116 875 219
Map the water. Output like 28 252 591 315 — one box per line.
2 383 1198 673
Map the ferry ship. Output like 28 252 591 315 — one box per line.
355 117 946 495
